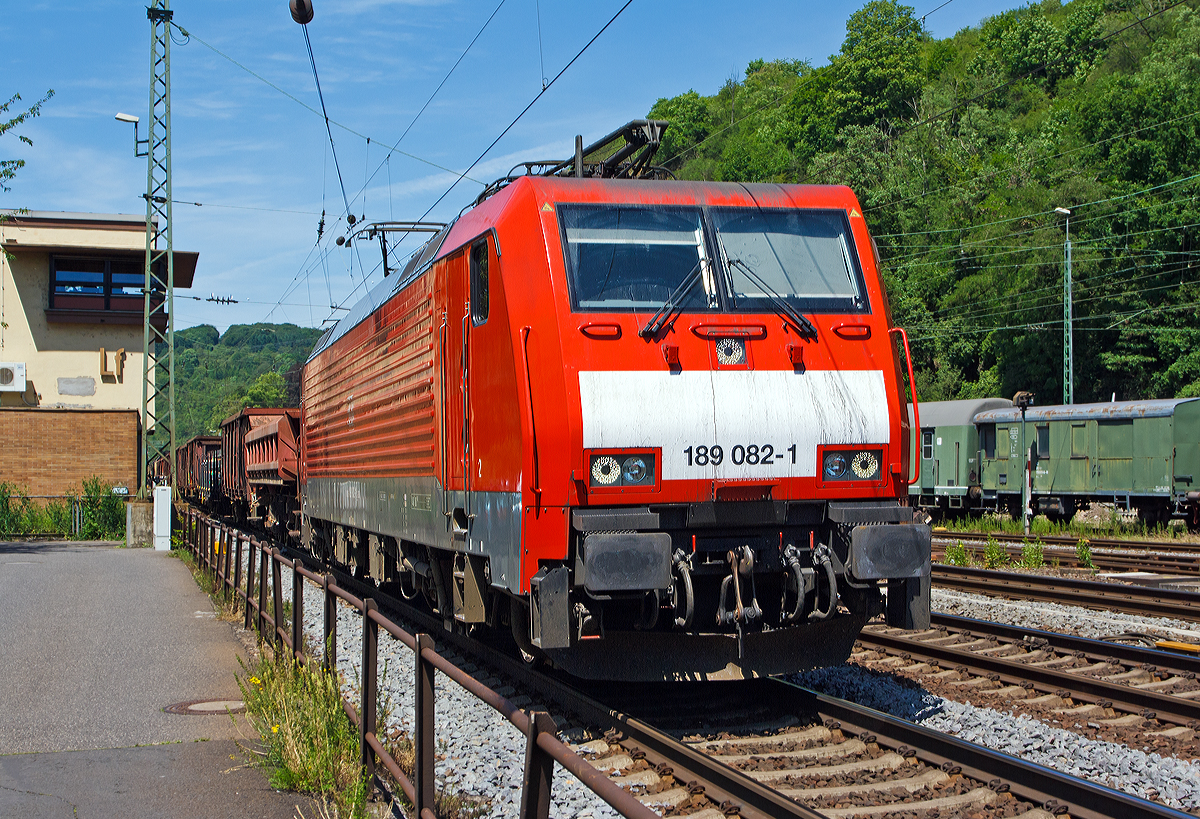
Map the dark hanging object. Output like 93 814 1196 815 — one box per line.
290 0 314 25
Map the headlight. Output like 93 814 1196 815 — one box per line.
823 453 847 478
851 451 879 479
622 456 648 483
589 451 656 488
821 448 884 483
591 455 621 485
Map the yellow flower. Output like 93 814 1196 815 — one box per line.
249 676 262 685
272 725 279 733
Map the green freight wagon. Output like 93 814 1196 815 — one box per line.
907 398 1012 517
973 399 1200 527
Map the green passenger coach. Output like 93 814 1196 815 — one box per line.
907 398 1013 516
973 399 1200 526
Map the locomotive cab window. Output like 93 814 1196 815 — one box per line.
710 208 868 314
470 238 489 325
559 204 714 312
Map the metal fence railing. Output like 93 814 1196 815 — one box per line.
179 507 655 819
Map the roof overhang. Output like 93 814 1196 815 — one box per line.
1 242 197 288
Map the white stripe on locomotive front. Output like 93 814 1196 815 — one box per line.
579 369 890 481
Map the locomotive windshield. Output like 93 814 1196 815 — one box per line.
560 205 714 311
560 203 869 315
711 209 868 314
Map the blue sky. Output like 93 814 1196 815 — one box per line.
2 0 1019 334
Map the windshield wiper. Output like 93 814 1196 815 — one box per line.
727 258 818 340
639 260 704 338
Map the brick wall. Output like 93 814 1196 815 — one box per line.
0 408 138 496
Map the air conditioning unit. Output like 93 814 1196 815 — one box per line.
0 362 27 392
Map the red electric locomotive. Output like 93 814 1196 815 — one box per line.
301 122 930 680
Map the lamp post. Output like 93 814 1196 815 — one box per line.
1055 207 1073 404
114 113 148 157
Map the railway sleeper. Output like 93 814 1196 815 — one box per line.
743 751 910 783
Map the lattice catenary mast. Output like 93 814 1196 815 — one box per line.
139 0 176 497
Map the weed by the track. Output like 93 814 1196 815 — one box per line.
238 656 368 818
1017 540 1044 569
943 540 970 566
983 536 1009 569
1076 539 1095 571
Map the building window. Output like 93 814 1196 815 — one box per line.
50 256 156 311
921 430 933 460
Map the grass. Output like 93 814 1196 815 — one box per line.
170 544 241 622
0 477 125 540
173 530 488 819
945 509 1191 542
943 540 970 566
239 655 369 818
1076 539 1096 571
1017 539 1044 569
983 536 1008 569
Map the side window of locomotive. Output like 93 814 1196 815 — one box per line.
558 204 712 312
470 239 489 325
710 208 868 314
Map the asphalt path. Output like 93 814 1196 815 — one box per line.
0 541 317 818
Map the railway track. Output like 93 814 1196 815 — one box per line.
280 543 1193 819
932 564 1200 624
856 613 1200 739
934 530 1200 574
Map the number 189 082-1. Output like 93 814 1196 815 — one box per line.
683 444 796 467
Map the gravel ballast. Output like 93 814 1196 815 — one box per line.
791 664 1200 811
932 587 1200 643
295 574 621 819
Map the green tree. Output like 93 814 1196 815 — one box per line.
826 0 923 130
1 90 54 192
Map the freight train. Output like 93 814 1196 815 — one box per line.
909 397 1200 529
168 122 933 681
162 408 302 538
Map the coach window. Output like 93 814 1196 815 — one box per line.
980 424 996 459
1071 423 1087 457
470 238 489 325
921 430 933 460
1036 425 1050 459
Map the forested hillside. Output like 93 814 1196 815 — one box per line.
159 322 323 441
649 0 1200 404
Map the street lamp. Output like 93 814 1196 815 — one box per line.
115 112 148 158
1055 207 1073 404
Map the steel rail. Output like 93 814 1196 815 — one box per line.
777 680 1194 819
284 546 826 819
936 528 1200 562
933 537 1200 574
932 564 1200 623
857 626 1200 727
933 612 1200 676
938 530 1200 552
300 546 1191 819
